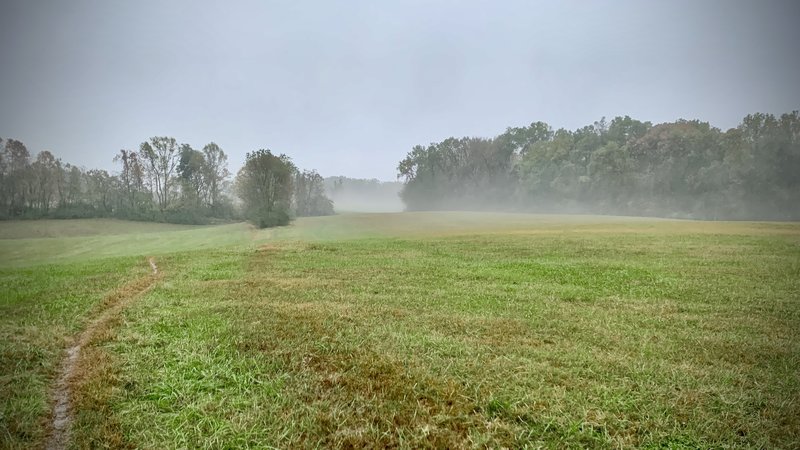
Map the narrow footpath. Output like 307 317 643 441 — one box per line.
46 257 160 450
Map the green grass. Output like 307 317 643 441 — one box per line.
0 219 253 448
0 257 147 447
0 218 205 239
0 220 252 267
1 213 799 448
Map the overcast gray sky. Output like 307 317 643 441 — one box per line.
1 0 798 180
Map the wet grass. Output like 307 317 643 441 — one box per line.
0 220 252 268
0 218 204 240
0 219 250 448
1 214 799 448
99 221 800 448
0 257 146 448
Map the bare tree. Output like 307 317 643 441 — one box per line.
86 169 114 214
31 151 58 213
202 142 229 209
139 137 179 213
114 149 146 213
2 139 31 215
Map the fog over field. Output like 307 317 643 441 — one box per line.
324 177 403 213
1 0 798 181
1 1 800 449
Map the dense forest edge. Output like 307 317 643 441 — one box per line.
1 111 798 226
398 111 800 220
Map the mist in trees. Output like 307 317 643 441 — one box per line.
0 136 234 222
295 171 334 217
397 112 800 220
1 139 109 219
3 110 797 224
0 137 333 227
110 137 237 223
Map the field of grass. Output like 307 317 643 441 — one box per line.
0 219 253 268
1 213 799 448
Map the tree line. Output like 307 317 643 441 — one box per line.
0 136 333 226
397 112 800 220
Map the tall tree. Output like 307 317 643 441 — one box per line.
114 149 147 214
294 169 334 216
30 151 58 213
0 138 6 215
235 149 295 228
86 169 114 214
65 164 83 207
202 142 229 210
3 139 31 215
140 137 179 213
177 144 208 209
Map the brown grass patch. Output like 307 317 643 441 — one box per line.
236 305 514 448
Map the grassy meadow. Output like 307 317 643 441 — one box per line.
1 214 799 448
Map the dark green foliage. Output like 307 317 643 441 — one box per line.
235 152 335 227
398 112 800 220
177 144 208 210
235 149 296 228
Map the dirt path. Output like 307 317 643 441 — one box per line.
45 257 159 450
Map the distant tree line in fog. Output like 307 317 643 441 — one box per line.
0 136 333 226
397 112 800 220
324 176 403 212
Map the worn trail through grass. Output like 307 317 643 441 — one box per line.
45 257 160 450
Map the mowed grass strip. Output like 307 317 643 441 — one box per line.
98 220 800 448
